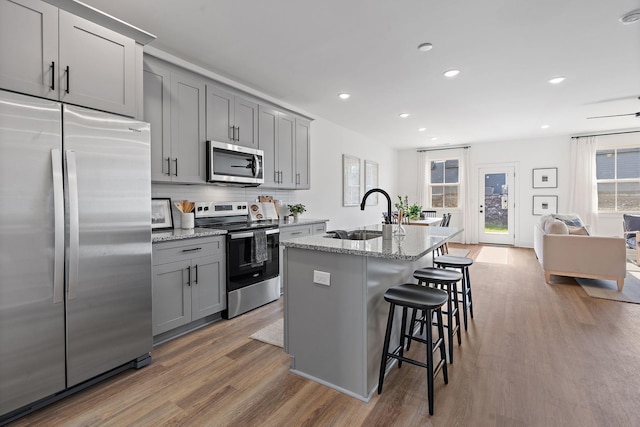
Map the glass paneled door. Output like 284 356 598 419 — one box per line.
478 167 515 245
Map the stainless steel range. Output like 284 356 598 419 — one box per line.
194 201 280 319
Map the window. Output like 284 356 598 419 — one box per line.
429 159 459 208
596 147 640 212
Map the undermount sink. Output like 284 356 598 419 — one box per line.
325 230 383 240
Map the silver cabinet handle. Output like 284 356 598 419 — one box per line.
66 150 79 300
236 126 240 141
173 158 178 176
229 125 234 141
274 170 278 183
51 149 64 304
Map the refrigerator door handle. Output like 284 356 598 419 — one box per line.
51 149 65 304
66 150 80 300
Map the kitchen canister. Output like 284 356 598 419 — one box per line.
181 212 194 229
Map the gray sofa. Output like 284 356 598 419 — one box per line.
533 214 627 291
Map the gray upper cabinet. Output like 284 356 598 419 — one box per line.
259 105 296 189
143 57 206 183
295 118 311 189
0 0 137 117
206 85 258 149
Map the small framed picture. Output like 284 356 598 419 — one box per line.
343 154 361 207
532 195 558 215
532 167 557 188
151 198 174 230
364 160 379 206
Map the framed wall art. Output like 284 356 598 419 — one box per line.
151 198 174 230
343 155 361 206
532 195 558 215
532 167 557 188
364 160 379 205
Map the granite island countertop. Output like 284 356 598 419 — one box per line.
278 217 329 228
281 223 461 261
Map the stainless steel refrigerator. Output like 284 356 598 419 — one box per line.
0 90 152 420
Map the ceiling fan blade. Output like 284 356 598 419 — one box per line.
586 112 640 119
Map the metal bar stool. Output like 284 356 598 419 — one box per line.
434 255 474 330
412 267 462 363
378 283 449 415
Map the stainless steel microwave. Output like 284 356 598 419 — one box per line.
206 140 264 186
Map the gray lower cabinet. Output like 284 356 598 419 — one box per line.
0 0 137 117
144 56 206 183
152 237 226 336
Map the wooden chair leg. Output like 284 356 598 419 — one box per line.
617 277 625 292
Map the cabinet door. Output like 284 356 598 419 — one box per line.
295 118 311 189
258 105 279 188
58 11 136 117
191 255 226 320
234 96 258 149
143 59 172 182
153 260 192 335
206 85 234 144
171 70 206 183
0 0 58 99
278 111 296 189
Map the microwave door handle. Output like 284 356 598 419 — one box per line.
253 154 260 178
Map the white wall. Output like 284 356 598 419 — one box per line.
153 117 397 230
397 131 640 247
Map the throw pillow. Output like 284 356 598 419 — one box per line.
539 215 554 230
623 214 640 249
551 213 585 228
568 225 589 235
545 219 569 235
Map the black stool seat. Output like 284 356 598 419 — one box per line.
433 255 473 267
414 267 462 283
434 255 475 331
378 284 449 415
384 283 449 310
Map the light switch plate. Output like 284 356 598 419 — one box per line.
313 270 330 286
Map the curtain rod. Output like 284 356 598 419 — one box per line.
571 129 640 139
417 145 470 153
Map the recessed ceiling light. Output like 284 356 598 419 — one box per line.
399 113 410 118
338 93 351 100
620 9 640 24
548 76 565 84
418 127 426 132
431 137 438 141
541 124 550 129
443 69 460 78
417 43 433 52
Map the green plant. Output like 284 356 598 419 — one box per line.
395 195 422 220
289 203 306 215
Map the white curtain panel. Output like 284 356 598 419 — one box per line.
569 136 598 232
416 151 428 208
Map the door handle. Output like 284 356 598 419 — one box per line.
66 150 79 299
50 61 55 91
51 149 64 304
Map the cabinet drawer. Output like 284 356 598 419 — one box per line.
280 225 312 240
312 223 326 234
153 237 224 265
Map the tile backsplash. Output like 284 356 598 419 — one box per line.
152 184 299 227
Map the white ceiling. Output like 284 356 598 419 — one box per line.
83 0 640 149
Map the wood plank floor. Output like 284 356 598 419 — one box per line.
9 245 640 426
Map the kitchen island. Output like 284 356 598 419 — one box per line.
281 223 461 401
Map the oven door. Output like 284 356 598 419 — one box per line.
227 228 279 292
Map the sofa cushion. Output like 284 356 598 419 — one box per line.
545 219 569 234
539 215 554 230
568 225 589 235
551 213 585 228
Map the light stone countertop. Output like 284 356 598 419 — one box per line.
278 217 329 228
152 227 227 243
281 223 462 261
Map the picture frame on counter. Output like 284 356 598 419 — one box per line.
343 154 361 206
532 195 558 215
364 160 379 206
151 198 174 230
532 167 557 188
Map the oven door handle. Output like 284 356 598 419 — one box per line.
229 228 279 239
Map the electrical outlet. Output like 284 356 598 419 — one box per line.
313 270 331 286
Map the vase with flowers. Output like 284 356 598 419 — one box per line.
289 203 306 220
